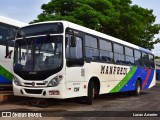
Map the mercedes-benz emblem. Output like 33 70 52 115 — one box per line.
32 82 35 86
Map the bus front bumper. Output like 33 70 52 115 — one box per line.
13 83 65 99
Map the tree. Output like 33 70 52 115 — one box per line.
31 0 160 49
155 56 160 59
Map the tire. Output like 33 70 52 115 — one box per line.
86 81 94 105
134 80 141 96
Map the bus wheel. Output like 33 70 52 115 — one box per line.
86 81 94 105
134 80 141 95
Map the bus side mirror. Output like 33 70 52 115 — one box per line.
71 35 76 47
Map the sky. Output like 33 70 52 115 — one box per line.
132 0 160 56
0 0 160 55
0 0 50 23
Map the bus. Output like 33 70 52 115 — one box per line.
0 16 27 91
12 21 156 104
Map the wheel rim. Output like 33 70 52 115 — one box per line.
93 88 95 98
137 83 140 94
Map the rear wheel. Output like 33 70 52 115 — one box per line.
134 80 141 95
86 81 94 105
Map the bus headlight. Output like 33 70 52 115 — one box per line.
13 77 21 86
47 75 63 87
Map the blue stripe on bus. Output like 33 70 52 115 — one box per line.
0 75 12 84
120 67 154 92
119 67 140 92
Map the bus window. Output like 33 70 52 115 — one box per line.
99 39 113 63
142 52 149 60
66 34 83 66
99 39 112 51
149 54 154 61
0 23 17 46
85 35 97 48
134 50 142 66
142 52 149 67
85 35 99 60
114 43 125 64
125 47 134 65
66 34 83 59
149 54 155 68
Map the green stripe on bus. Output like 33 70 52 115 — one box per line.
109 67 137 93
0 65 13 80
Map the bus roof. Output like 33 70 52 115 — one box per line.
21 20 154 55
0 16 27 27
66 21 153 55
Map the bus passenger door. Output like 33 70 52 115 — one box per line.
65 34 85 95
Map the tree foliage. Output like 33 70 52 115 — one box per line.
31 0 160 49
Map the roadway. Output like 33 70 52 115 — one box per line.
0 81 160 120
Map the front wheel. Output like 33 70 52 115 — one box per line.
86 81 94 105
134 80 141 95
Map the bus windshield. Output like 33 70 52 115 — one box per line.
14 35 63 74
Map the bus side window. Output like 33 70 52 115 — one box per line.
134 50 142 66
0 23 16 46
113 43 125 64
125 47 134 65
66 34 83 59
99 39 113 63
70 37 82 59
149 54 155 69
66 34 83 66
85 35 99 60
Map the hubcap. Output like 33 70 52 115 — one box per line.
137 84 140 93
93 88 95 98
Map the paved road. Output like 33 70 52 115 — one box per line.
0 82 160 120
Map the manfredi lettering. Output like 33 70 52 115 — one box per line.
101 65 128 75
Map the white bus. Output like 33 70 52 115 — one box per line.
12 21 156 104
0 16 27 91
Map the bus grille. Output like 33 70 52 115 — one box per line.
24 89 43 94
